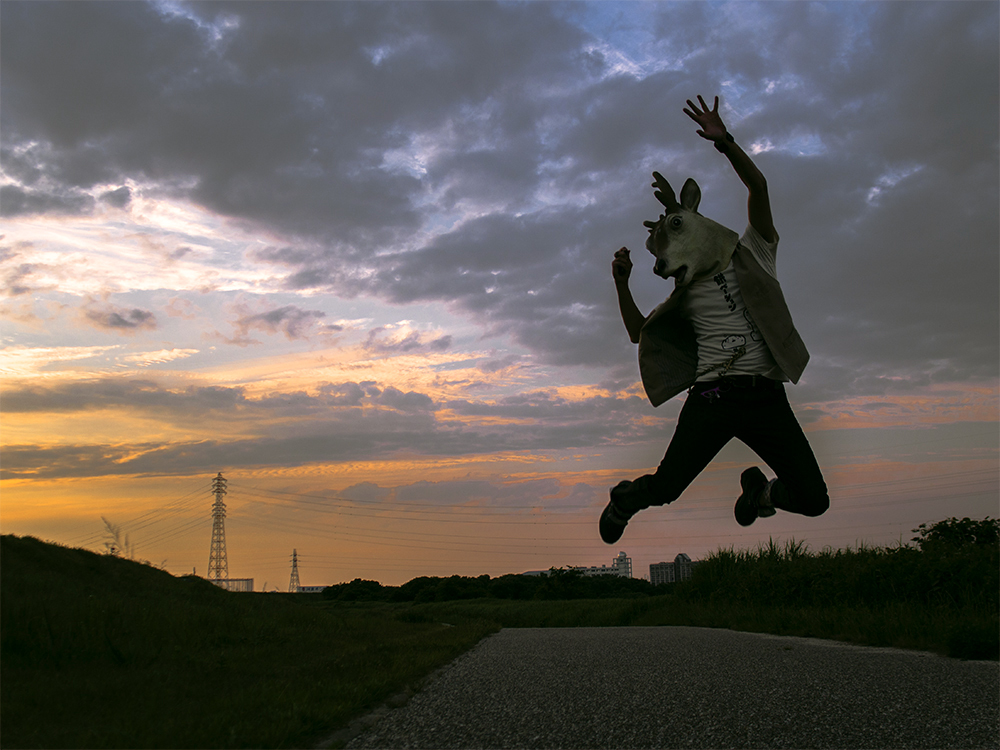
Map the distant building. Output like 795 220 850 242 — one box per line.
649 561 675 585
649 553 695 585
297 585 327 594
613 551 632 578
523 551 633 579
210 577 254 592
674 553 693 581
571 551 633 579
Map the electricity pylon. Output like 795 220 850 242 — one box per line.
208 473 229 581
289 549 301 593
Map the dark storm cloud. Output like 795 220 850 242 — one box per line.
99 186 132 208
2 376 652 424
2 1 996 398
0 1 583 236
1 379 249 415
0 377 664 479
0 184 96 217
349 206 636 366
376 386 435 413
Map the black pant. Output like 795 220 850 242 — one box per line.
634 379 829 516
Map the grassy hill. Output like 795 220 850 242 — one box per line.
0 535 496 749
3 519 997 748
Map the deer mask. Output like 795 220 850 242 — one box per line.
643 172 739 289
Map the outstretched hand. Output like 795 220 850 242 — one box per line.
683 95 728 142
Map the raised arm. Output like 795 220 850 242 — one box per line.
612 247 645 344
683 95 775 243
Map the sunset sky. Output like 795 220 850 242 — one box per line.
2 1 997 589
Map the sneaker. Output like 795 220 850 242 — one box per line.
600 482 636 544
734 467 768 527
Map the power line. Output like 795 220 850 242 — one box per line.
50 464 996 575
224 470 996 528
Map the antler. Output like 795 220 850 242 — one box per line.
651 171 680 211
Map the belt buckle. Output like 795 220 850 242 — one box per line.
701 386 721 402
700 383 728 402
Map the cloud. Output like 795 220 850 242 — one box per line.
477 354 524 374
1 1 996 403
341 482 392 504
204 300 337 346
3 262 35 296
0 345 121 378
99 186 131 208
165 296 200 319
0 184 96 218
120 349 199 367
317 381 373 407
1 379 248 415
364 323 453 355
376 386 435 412
0 376 665 479
231 303 328 341
80 300 157 333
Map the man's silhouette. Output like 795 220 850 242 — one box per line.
601 95 829 544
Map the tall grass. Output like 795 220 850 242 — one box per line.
630 536 998 660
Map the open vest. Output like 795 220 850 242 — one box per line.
637 242 809 406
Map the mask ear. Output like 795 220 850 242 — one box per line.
680 179 701 213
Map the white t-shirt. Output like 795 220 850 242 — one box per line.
680 225 787 382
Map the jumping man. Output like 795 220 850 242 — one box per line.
601 95 829 544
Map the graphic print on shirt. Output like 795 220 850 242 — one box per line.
684 264 780 381
713 272 737 313
742 308 763 342
711 272 763 353
722 334 746 351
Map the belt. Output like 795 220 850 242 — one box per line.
715 375 781 389
690 375 782 400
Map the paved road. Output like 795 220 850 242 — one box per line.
344 626 998 750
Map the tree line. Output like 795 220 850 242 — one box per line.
321 517 998 605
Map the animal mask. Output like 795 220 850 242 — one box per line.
643 172 739 288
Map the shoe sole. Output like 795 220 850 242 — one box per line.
600 485 632 544
735 468 767 527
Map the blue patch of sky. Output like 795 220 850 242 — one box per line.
152 0 240 47
552 1 690 78
555 1 880 160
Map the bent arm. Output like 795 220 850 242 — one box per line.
612 247 645 343
617 280 645 344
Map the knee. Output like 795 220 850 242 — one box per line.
799 491 830 517
615 474 659 513
781 477 829 517
645 471 686 507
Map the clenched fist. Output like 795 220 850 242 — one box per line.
612 247 633 283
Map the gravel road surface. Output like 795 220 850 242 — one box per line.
344 626 998 749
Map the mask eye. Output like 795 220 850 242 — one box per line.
669 215 683 229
